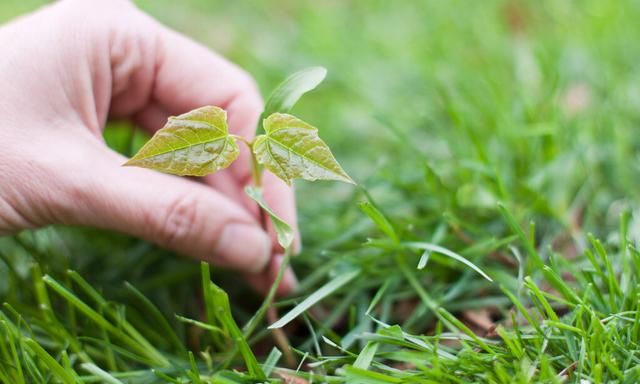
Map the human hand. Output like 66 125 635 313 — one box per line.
0 0 298 294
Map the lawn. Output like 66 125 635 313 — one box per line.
2 0 640 383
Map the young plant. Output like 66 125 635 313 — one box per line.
123 67 354 331
125 65 353 240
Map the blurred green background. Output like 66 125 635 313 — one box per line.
2 0 640 360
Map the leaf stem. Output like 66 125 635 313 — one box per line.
251 152 263 189
231 134 263 188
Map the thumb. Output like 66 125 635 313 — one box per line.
61 148 271 273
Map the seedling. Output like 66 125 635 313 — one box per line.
124 67 354 340
124 66 354 249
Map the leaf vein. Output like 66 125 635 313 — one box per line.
267 136 338 175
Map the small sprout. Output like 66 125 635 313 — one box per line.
124 67 355 250
125 69 354 342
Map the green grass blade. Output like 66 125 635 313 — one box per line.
24 339 76 384
81 363 124 384
359 201 399 243
403 242 492 281
262 347 282 376
124 282 187 356
209 281 266 380
269 269 360 329
353 341 378 369
498 203 544 269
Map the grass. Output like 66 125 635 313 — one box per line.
2 0 640 382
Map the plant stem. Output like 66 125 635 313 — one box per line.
243 248 292 338
237 134 294 357
232 134 263 188
234 135 266 227
218 141 295 370
250 148 263 190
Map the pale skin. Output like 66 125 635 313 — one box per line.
0 0 299 295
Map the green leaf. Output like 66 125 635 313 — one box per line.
124 106 239 176
245 186 294 249
261 66 327 121
253 113 355 185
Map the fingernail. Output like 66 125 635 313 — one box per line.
215 224 271 273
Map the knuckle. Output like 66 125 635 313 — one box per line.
0 196 34 235
156 192 202 250
0 154 53 231
0 200 29 236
